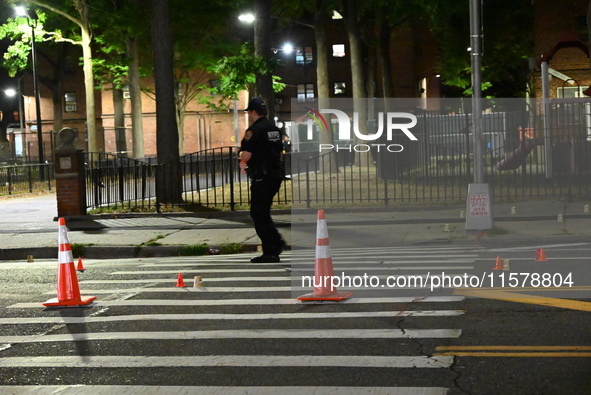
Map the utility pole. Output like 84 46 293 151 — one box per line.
470 0 483 184
465 0 493 232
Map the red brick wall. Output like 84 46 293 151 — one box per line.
100 81 246 157
533 0 590 98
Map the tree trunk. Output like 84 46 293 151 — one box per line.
126 36 145 159
112 84 127 155
315 0 337 174
50 43 68 145
78 1 98 152
586 1 591 97
51 71 63 153
378 10 395 108
151 0 182 205
344 0 371 166
176 98 185 155
254 0 275 121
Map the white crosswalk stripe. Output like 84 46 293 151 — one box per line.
9 296 464 308
0 355 454 368
0 386 450 395
0 246 481 392
0 310 464 325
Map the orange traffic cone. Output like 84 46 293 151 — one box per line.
176 273 186 287
77 257 85 272
492 256 503 270
43 218 96 307
535 248 547 261
298 210 353 301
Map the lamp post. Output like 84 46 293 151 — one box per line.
15 6 44 166
4 82 25 158
4 80 25 134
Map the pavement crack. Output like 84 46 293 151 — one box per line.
395 288 471 393
449 353 471 394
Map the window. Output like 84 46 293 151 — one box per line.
557 86 586 99
556 86 590 128
332 44 346 58
295 46 314 65
333 82 346 95
64 92 77 112
332 10 343 20
297 83 315 102
210 80 221 90
122 85 130 99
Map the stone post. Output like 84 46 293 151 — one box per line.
54 128 86 216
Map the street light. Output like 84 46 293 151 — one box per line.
4 85 25 132
238 12 255 23
15 5 44 165
281 43 293 54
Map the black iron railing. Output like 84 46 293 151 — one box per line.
85 147 291 211
84 101 591 212
0 163 54 196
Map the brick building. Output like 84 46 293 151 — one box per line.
99 80 248 157
5 1 590 160
533 0 590 98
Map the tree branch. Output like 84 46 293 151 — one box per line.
26 0 83 29
44 31 81 45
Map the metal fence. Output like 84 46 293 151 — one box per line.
84 100 591 212
285 101 589 207
85 148 291 211
0 163 54 196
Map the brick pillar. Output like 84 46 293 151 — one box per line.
54 128 86 217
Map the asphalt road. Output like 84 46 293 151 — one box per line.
0 243 589 394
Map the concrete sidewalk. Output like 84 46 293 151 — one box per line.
0 193 590 260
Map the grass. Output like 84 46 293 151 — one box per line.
179 244 210 256
218 243 245 254
71 243 92 258
486 226 511 236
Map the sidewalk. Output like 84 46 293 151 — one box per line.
0 193 590 260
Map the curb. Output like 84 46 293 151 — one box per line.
2 234 588 262
0 244 260 261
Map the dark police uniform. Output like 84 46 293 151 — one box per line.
240 116 285 258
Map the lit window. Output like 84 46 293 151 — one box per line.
332 44 346 58
64 92 77 112
297 83 315 102
295 46 314 65
332 10 343 19
122 85 130 99
334 82 346 95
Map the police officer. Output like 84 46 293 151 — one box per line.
239 98 286 263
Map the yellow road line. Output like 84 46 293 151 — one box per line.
434 345 591 357
455 286 591 292
433 352 591 357
453 289 591 311
436 346 591 351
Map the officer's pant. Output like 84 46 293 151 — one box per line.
250 176 283 256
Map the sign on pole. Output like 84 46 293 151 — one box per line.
465 183 493 231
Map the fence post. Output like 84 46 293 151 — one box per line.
229 147 236 211
28 165 33 192
305 158 311 209
7 167 12 195
54 128 87 216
